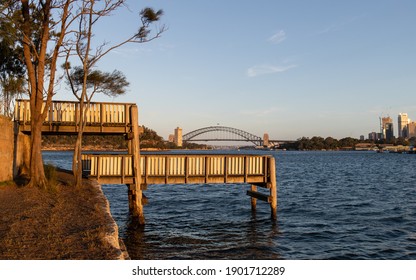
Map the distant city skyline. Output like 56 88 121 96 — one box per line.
367 112 416 141
54 0 416 140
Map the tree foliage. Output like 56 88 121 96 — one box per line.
0 4 26 116
65 66 129 99
294 136 360 150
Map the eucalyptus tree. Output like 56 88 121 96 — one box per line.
0 0 76 188
64 1 165 187
64 66 130 186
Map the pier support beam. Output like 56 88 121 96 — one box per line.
250 185 257 211
269 157 277 220
128 105 145 224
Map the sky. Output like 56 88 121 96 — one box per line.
56 0 416 141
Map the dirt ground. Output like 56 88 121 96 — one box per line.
0 171 126 260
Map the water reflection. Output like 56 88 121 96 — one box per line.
123 186 282 259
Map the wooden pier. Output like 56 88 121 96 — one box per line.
14 99 134 134
81 153 278 221
16 99 278 224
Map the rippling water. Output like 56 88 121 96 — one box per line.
43 150 416 259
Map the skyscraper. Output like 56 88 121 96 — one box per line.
386 123 394 142
408 122 416 138
398 113 409 138
381 117 394 141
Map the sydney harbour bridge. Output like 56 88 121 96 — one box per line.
172 125 292 147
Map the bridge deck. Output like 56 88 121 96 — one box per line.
82 153 273 187
14 99 134 134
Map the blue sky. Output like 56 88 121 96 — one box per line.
59 0 416 141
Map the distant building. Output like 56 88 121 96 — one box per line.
174 127 183 147
408 122 416 138
385 123 394 142
368 132 384 141
168 134 175 143
381 117 394 141
360 135 365 141
355 143 376 151
368 132 378 141
398 113 409 138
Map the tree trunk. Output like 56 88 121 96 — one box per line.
72 130 83 188
28 114 47 189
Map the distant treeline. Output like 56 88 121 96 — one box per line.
281 136 416 151
42 125 208 150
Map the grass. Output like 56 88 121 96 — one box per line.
0 180 15 187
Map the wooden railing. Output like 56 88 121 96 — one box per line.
82 154 273 186
14 99 134 134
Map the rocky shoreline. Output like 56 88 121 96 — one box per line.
88 178 130 260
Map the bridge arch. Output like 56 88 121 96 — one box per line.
182 126 262 145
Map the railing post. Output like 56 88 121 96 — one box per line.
124 104 128 133
100 103 104 133
244 156 248 183
224 156 228 183
121 155 125 184
97 156 101 181
165 155 169 184
185 156 189 183
205 156 209 183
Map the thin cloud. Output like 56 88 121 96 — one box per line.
247 64 297 77
242 107 284 117
110 47 152 56
313 14 366 36
268 30 286 44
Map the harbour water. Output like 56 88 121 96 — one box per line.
43 150 416 259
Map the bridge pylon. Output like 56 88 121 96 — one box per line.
263 133 269 147
174 127 183 147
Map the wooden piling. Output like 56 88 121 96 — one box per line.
250 185 257 211
128 105 145 224
269 157 277 220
